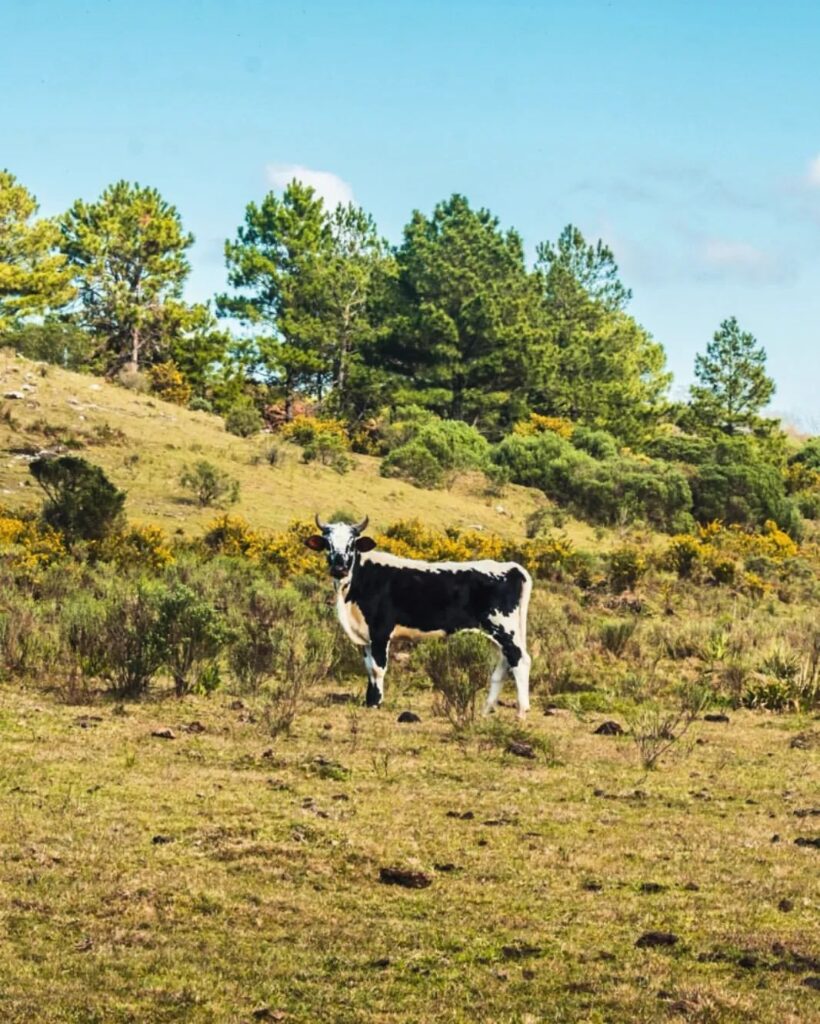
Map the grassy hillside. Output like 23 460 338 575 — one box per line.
0 349 609 546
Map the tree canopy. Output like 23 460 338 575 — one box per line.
0 170 74 331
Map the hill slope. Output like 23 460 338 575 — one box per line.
0 350 606 545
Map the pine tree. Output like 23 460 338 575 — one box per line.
0 170 74 330
689 317 775 435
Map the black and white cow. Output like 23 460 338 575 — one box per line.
305 515 532 717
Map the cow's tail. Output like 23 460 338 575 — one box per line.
516 564 533 654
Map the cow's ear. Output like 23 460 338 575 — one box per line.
355 536 376 552
305 535 327 551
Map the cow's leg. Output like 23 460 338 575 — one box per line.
511 648 531 719
483 651 508 715
364 636 389 708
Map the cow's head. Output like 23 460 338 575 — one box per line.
305 514 376 580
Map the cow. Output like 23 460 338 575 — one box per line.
305 515 532 717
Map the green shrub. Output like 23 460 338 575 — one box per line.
157 582 230 696
29 456 126 542
189 396 214 414
420 632 495 730
1 322 96 370
571 426 618 461
606 546 647 592
381 441 444 488
381 415 490 490
93 580 170 697
491 432 692 531
224 399 263 437
301 432 352 474
599 618 638 657
180 461 239 507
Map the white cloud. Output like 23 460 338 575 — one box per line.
701 238 768 272
265 163 354 209
805 153 820 189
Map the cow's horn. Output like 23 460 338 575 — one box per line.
314 513 329 531
351 515 369 535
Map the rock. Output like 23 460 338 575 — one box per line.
397 711 421 723
682 882 700 891
507 739 536 758
737 954 758 969
501 943 542 960
433 862 458 873
183 721 206 733
446 810 474 820
228 699 245 711
73 715 103 728
582 880 603 892
151 728 176 740
3 391 24 400
703 713 730 723
777 898 794 912
151 834 173 845
790 731 819 750
594 720 624 736
252 1009 288 1022
803 977 820 991
639 882 666 894
378 866 432 889
636 932 679 949
793 808 820 818
771 834 781 843
794 836 820 849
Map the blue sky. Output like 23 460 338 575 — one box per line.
4 0 819 427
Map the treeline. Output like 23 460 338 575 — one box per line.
1 169 818 536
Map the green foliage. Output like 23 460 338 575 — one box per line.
599 618 638 657
220 182 391 414
420 632 496 730
533 225 669 445
571 425 619 460
605 547 647 592
380 413 490 489
59 180 194 373
156 581 229 696
1 321 95 370
189 396 214 414
688 316 776 436
688 438 801 537
180 461 239 508
90 578 170 697
301 432 352 473
492 431 692 530
29 456 125 542
224 398 263 437
0 170 75 329
377 194 547 433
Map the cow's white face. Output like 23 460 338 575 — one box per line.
305 522 376 580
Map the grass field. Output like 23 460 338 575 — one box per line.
0 350 581 544
1 680 817 1024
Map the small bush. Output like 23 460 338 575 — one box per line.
180 461 240 508
627 689 707 770
224 399 263 437
599 618 638 657
29 456 126 542
157 582 230 696
93 580 170 697
148 361 192 406
381 416 490 490
117 367 151 393
189 396 214 414
301 432 352 474
420 632 495 730
606 546 647 592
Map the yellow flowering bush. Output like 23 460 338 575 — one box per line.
0 510 65 581
512 413 574 439
280 416 349 447
98 523 175 572
148 361 192 406
201 515 320 578
661 520 798 586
